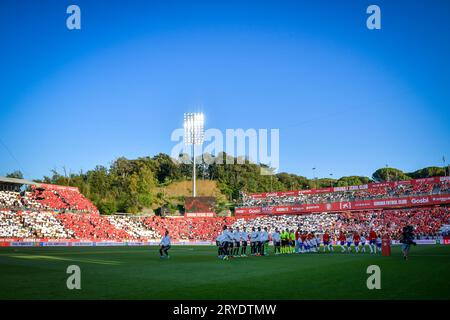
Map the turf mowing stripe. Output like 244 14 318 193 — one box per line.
7 254 121 265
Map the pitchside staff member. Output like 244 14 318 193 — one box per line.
400 225 416 260
159 230 171 259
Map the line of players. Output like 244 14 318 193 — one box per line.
216 225 382 260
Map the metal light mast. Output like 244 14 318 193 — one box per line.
184 112 205 197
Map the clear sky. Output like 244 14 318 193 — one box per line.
0 0 449 180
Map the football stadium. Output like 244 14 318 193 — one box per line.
1 0 449 311
0 176 449 300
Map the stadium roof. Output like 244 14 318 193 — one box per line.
0 176 40 186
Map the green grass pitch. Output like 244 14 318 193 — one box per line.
0 245 449 300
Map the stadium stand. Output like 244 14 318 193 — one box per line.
142 216 236 241
107 215 158 239
0 177 449 242
0 185 98 214
30 187 68 211
30 185 98 213
0 207 447 241
232 206 449 240
240 178 450 207
0 191 44 211
0 210 32 238
22 211 75 239
232 213 340 235
57 213 130 240
440 180 450 193
0 191 23 209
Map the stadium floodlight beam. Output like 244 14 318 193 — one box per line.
184 112 205 197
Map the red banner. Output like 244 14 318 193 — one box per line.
185 212 216 217
236 193 450 216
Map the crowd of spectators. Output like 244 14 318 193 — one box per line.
0 210 31 238
57 214 130 240
0 210 237 241
22 211 74 239
240 180 449 207
232 206 449 240
142 216 236 241
1 180 449 242
0 188 98 214
51 188 98 213
30 188 67 210
0 206 447 241
0 191 23 209
440 180 450 193
21 192 44 210
232 213 339 235
107 215 158 239
334 207 448 239
0 191 42 210
0 210 73 238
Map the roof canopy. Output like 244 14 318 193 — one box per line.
0 176 40 186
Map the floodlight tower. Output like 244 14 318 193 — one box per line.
184 112 205 197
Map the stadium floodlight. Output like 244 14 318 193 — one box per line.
184 112 205 197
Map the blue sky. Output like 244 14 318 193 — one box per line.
0 0 449 180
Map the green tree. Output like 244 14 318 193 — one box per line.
152 153 181 183
372 167 410 182
98 201 117 215
407 166 446 179
336 176 371 187
6 170 24 179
